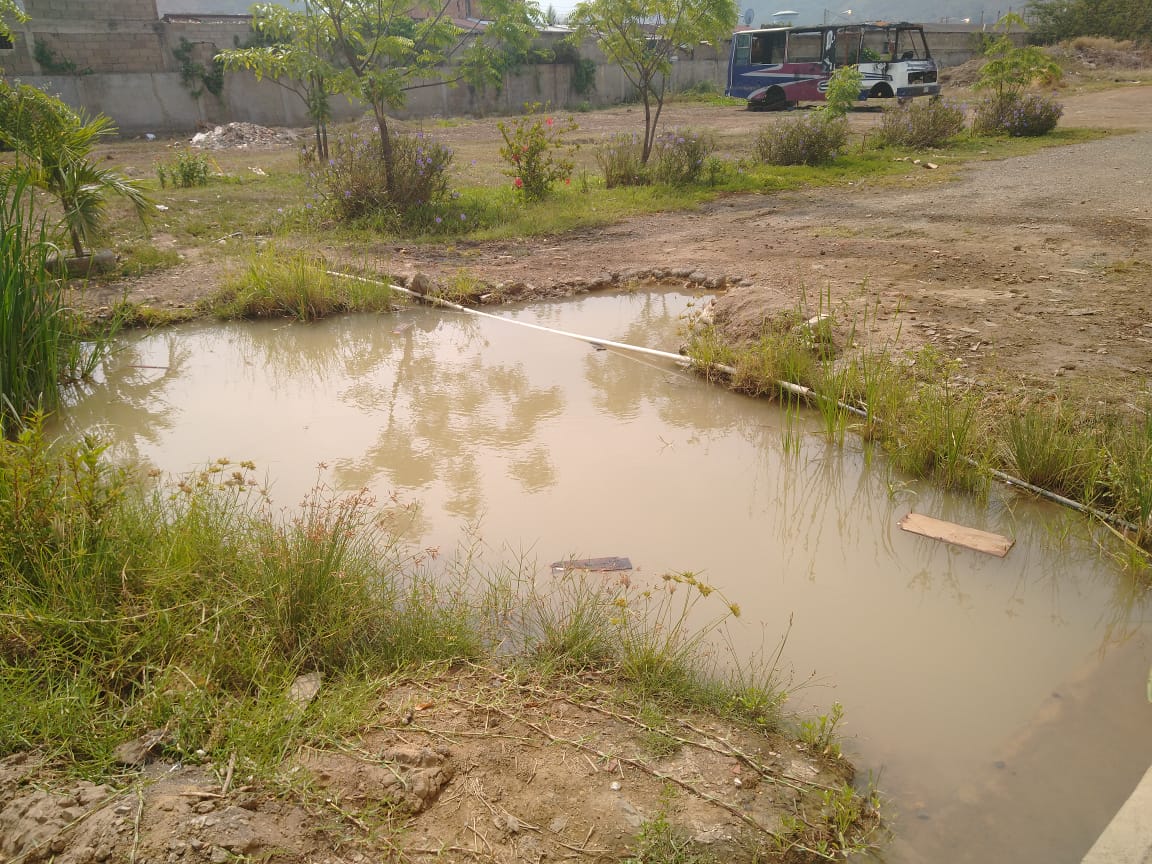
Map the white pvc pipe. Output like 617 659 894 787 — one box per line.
329 270 1143 539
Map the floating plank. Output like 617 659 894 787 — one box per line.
898 512 1014 558
550 556 633 573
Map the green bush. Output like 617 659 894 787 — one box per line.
497 105 578 201
878 98 966 148
972 92 1063 136
156 149 212 188
595 133 648 188
649 129 716 186
309 127 454 221
821 66 863 119
755 115 848 166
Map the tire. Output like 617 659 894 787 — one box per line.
869 83 894 100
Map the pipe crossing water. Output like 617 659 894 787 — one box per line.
329 270 1144 540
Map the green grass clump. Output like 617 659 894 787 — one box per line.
0 429 478 771
210 247 392 320
156 150 213 189
115 242 183 277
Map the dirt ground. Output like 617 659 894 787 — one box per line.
85 83 1152 404
0 666 863 864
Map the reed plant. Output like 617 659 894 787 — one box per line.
1002 402 1099 500
0 171 108 438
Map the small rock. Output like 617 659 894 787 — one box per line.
209 847 230 864
688 271 707 284
113 728 169 767
188 839 204 851
548 816 569 833
194 800 216 814
609 781 622 791
288 671 322 708
408 272 434 296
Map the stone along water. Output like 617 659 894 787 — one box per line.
65 290 1152 862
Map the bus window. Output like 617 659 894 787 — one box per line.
787 31 822 63
895 28 929 60
860 29 890 62
750 31 786 64
734 32 751 66
835 29 861 66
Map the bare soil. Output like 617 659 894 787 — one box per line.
0 667 858 864
85 84 1152 404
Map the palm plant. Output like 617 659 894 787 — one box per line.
0 81 151 258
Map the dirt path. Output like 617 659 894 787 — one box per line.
379 85 1152 396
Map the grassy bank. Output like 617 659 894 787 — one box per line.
0 422 879 857
686 322 1152 562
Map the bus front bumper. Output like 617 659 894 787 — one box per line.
896 84 942 98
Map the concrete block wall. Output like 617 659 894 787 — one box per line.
6 0 164 76
5 24 982 134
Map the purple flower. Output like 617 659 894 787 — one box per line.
435 216 442 224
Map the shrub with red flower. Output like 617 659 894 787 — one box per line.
497 102 578 201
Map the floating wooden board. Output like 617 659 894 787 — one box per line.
550 556 633 573
898 512 1014 558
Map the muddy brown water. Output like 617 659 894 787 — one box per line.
66 290 1152 862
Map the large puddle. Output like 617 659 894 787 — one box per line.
65 291 1152 861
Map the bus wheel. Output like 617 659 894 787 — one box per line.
869 83 894 100
759 87 790 111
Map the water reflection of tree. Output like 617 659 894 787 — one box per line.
330 315 566 519
59 334 190 466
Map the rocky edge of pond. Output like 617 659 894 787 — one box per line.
0 666 871 864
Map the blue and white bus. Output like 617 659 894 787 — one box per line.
726 23 941 109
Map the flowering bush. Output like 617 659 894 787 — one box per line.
649 129 716 186
755 115 848 166
595 133 648 188
497 105 578 201
972 92 1063 137
878 98 966 148
308 127 453 221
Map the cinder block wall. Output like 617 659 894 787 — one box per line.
6 0 165 76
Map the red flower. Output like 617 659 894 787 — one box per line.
546 117 554 127
514 177 523 188
565 177 571 185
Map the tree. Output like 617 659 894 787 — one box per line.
977 13 1062 99
306 0 541 194
0 82 151 258
217 3 338 160
569 0 736 162
1029 0 1152 44
0 0 24 43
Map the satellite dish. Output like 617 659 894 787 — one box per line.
743 8 755 25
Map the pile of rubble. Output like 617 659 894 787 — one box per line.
189 123 299 150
